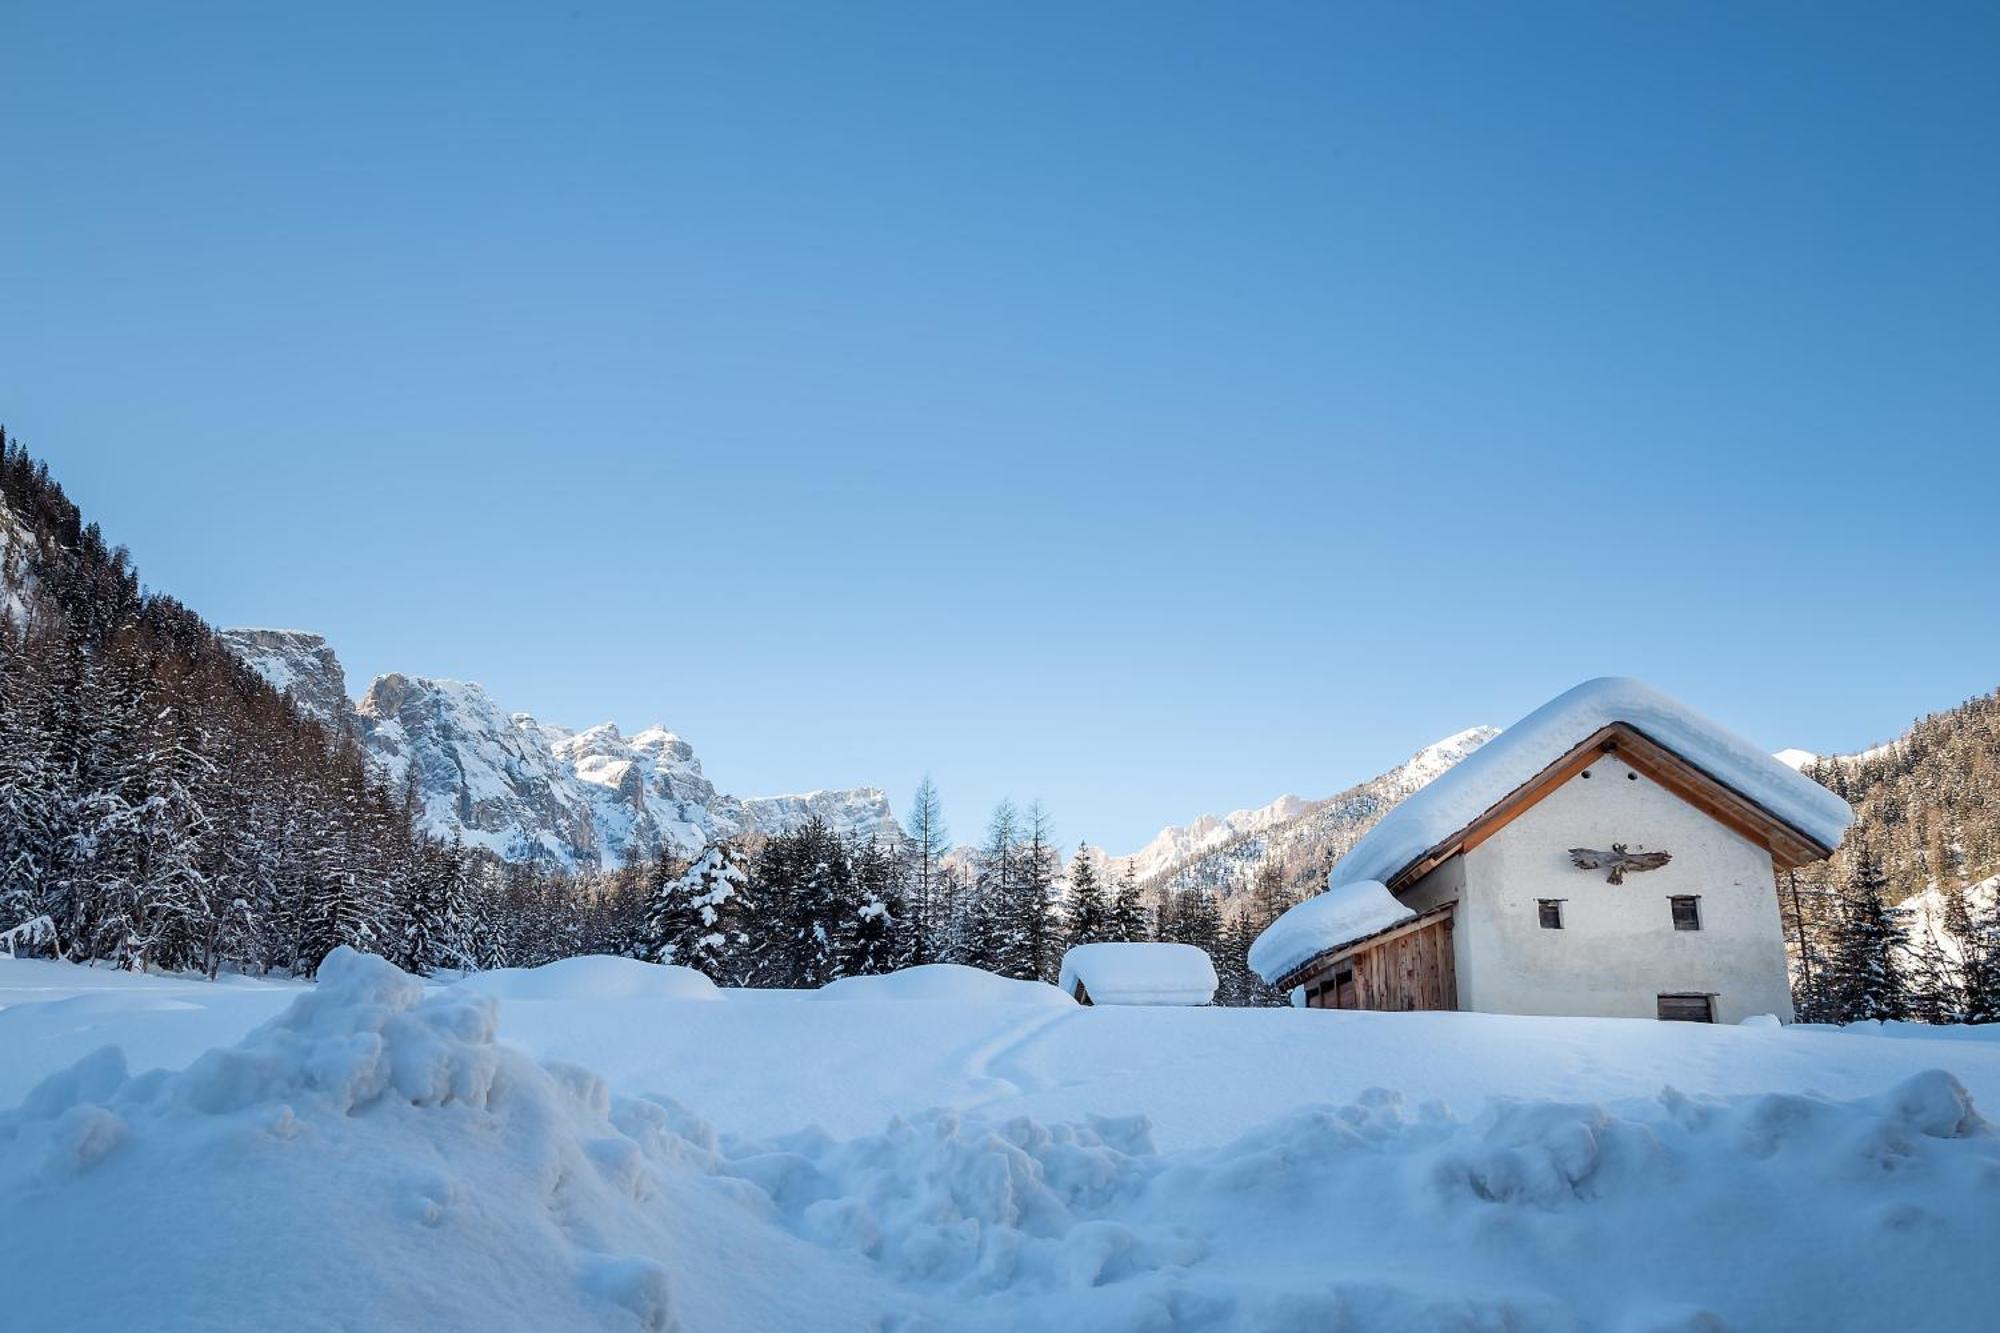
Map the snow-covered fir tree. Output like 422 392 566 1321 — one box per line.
754 817 855 987
640 841 750 980
1825 844 1911 1023
1064 848 1108 948
1108 862 1148 942
844 838 906 976
1010 802 1060 981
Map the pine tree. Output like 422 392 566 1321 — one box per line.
845 838 907 976
973 800 1020 973
1782 865 1841 1022
755 818 855 987
956 884 1008 973
1160 888 1222 957
1249 860 1295 930
1940 878 2000 1023
0 619 57 945
1108 862 1147 942
1064 848 1108 949
641 842 749 979
1012 802 1060 981
1826 845 1911 1023
395 838 468 976
1215 910 1263 1007
903 776 949 966
1906 923 1959 1025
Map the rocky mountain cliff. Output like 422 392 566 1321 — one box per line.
222 629 903 871
218 629 356 731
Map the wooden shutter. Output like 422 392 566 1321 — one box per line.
1657 993 1714 1023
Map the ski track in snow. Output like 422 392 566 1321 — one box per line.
958 1005 1079 1114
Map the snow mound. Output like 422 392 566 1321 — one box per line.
1331 677 1855 889
728 1071 1998 1326
731 1109 1172 1293
807 964 1073 1007
0 947 883 1332
452 955 722 1002
1058 942 1218 1006
1248 879 1413 985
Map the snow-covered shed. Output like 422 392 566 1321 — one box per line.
1252 678 1853 1023
1058 942 1218 1006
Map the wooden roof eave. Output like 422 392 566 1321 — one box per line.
1272 900 1456 993
1380 723 1838 896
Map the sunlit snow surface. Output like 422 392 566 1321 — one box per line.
3 953 1998 1331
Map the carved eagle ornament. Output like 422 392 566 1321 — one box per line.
1567 843 1672 884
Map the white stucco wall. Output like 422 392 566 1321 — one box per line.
1451 753 1795 1023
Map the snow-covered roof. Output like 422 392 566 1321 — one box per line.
1329 677 1853 891
1247 880 1414 986
1058 942 1218 1006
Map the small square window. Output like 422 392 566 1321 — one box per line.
1537 899 1564 929
1670 896 1701 931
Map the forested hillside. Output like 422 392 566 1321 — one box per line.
1784 690 2000 1023
0 430 417 975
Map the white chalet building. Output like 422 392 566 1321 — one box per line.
1250 678 1853 1023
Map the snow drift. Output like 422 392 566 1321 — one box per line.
808 963 1073 1007
5 950 1999 1331
451 954 722 1003
0 949 891 1332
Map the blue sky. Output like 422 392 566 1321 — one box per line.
4 3 1997 854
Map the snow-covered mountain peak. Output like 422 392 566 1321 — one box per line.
1118 792 1319 884
1396 726 1502 786
223 629 905 871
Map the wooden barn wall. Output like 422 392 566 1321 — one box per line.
1346 917 1456 1012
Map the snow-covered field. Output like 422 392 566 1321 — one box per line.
4 955 1998 1331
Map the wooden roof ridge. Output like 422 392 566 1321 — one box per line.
1381 721 1838 895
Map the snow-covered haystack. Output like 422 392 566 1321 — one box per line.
1058 942 1218 1005
1248 879 1412 986
452 954 722 1002
807 963 1073 1007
